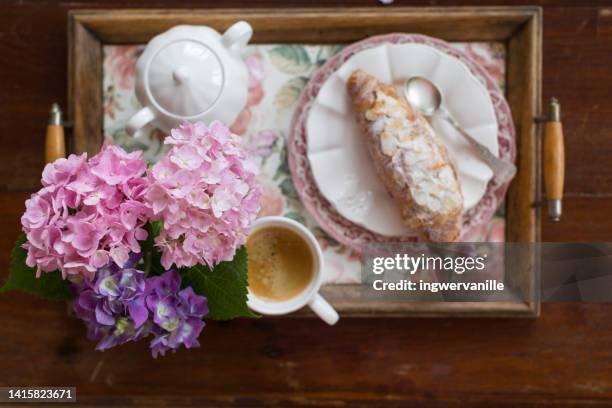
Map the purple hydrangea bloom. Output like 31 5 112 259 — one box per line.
146 271 208 358
72 254 150 351
73 257 208 356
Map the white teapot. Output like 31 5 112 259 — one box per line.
126 22 252 136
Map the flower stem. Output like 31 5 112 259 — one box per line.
144 251 152 277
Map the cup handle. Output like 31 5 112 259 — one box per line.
221 21 253 53
308 293 339 325
126 106 155 137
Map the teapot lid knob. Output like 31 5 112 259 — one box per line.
172 66 191 85
146 40 224 117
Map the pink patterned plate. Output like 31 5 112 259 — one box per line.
288 34 516 253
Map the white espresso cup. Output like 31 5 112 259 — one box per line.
247 216 339 325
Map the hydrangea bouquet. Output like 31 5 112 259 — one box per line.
1 121 262 357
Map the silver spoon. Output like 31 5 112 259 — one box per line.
404 77 516 184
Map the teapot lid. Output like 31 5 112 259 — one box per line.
146 39 224 118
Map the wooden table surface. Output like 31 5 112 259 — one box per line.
1 0 612 406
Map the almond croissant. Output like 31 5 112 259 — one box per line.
347 69 464 242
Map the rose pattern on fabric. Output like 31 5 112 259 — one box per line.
257 175 286 217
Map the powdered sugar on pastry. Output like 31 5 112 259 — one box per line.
347 69 463 241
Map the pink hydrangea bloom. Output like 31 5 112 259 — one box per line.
21 145 151 279
145 121 261 269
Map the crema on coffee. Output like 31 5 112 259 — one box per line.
247 226 314 302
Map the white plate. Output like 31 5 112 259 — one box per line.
306 43 499 236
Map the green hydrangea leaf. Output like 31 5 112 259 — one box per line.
0 234 71 300
269 45 311 74
180 246 258 320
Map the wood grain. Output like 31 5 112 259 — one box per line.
503 10 542 318
2 294 612 407
69 15 103 157
505 10 541 245
544 121 565 201
1 1 612 406
74 7 534 43
542 195 612 242
44 124 66 164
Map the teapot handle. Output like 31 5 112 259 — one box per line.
221 21 253 53
126 106 155 137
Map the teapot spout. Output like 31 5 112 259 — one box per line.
221 21 253 53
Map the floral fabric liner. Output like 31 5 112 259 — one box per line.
103 42 507 285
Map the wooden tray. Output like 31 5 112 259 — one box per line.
68 7 542 317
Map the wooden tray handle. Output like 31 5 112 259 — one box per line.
543 98 564 222
45 103 66 164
